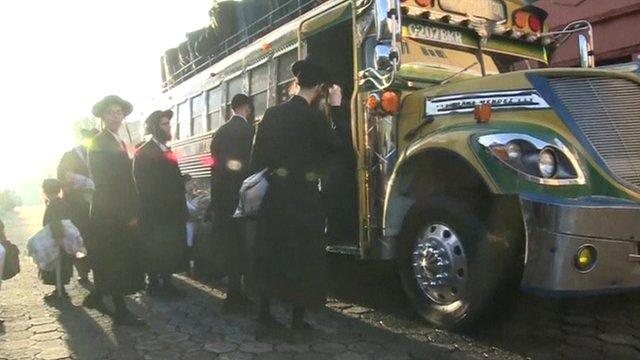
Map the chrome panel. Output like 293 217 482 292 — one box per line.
520 195 640 293
548 77 640 192
426 90 550 116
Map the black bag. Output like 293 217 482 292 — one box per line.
2 240 20 280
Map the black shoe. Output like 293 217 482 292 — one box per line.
161 283 186 298
44 290 69 301
292 321 314 332
221 298 250 314
113 312 146 327
82 293 108 313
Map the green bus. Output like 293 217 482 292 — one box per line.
160 0 640 329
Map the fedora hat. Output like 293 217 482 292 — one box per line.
291 59 331 87
92 95 133 118
144 109 174 135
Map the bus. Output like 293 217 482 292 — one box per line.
158 0 640 329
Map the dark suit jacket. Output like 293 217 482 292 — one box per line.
249 95 347 307
87 130 142 294
133 140 186 222
89 131 137 224
209 115 255 216
56 146 91 235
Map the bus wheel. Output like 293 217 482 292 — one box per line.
399 196 510 330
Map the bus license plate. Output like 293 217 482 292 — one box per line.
405 23 464 46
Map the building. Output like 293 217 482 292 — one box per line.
537 0 640 66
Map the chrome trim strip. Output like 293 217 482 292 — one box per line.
426 90 550 116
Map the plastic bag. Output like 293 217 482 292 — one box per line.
26 220 84 271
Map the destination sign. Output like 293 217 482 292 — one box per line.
439 0 506 21
405 23 464 46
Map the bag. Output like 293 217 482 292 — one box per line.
233 168 269 219
1 240 20 280
26 220 84 271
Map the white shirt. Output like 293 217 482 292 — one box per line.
152 138 169 152
232 113 248 124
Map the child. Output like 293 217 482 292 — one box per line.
41 178 74 300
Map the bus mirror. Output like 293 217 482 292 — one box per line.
375 0 400 43
578 34 592 68
374 44 393 71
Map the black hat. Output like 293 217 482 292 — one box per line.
291 59 331 88
144 110 173 135
92 95 133 118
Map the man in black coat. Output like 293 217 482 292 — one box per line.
250 60 348 330
209 93 255 311
85 95 145 326
133 110 187 297
57 128 99 283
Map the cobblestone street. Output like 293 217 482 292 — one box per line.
2 207 640 359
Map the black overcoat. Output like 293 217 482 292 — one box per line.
250 95 347 307
40 197 74 285
210 115 255 275
88 131 143 295
133 140 187 275
57 147 91 240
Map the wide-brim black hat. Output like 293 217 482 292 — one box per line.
92 95 133 118
291 59 331 87
144 109 174 134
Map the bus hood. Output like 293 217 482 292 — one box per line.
403 67 640 111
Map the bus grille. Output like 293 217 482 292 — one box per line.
548 76 640 192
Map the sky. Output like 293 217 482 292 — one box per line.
0 1 211 191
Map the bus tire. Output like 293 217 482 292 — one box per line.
398 195 517 330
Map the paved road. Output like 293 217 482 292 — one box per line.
1 206 640 359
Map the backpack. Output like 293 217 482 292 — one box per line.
2 239 20 280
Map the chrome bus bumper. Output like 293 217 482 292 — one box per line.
520 195 640 295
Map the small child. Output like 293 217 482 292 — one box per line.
41 178 74 300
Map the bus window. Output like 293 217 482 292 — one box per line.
250 63 269 119
226 75 244 119
207 86 222 131
191 93 205 135
177 100 190 139
276 50 297 104
170 105 178 139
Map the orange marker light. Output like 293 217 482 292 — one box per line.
514 11 528 29
474 104 492 123
260 43 272 52
367 94 380 110
415 0 433 7
381 91 401 114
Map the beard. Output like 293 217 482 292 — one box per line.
154 129 171 143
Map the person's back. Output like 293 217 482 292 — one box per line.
40 179 74 299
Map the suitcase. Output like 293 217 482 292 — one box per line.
164 48 180 82
236 0 274 41
209 1 240 44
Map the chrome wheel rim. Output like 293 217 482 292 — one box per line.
412 223 468 305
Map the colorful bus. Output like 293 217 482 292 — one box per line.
159 0 640 329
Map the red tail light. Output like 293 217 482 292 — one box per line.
528 15 542 33
415 0 433 7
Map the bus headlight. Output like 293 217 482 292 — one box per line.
538 148 557 178
477 133 585 185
